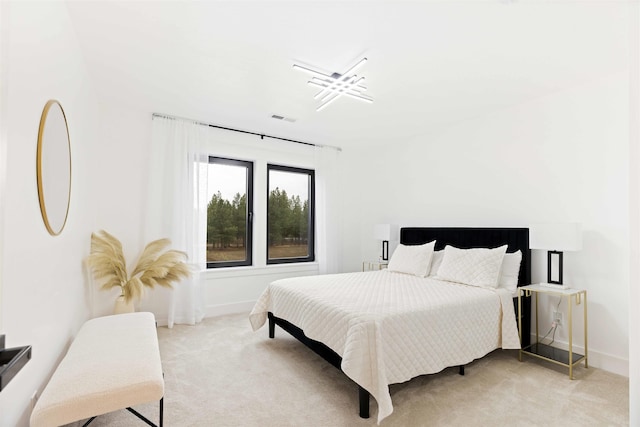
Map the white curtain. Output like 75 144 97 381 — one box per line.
143 116 207 327
314 145 342 274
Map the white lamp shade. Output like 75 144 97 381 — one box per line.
374 224 397 241
530 223 583 251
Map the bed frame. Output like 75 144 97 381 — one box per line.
267 227 531 419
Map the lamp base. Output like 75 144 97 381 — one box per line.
381 240 389 261
539 282 572 290
547 251 564 284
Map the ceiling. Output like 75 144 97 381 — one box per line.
66 1 629 149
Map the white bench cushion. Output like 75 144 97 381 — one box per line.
30 312 164 427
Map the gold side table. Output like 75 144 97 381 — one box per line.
362 260 389 271
518 284 588 379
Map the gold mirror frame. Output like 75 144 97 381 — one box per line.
36 100 71 236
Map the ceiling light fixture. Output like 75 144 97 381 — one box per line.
293 57 374 111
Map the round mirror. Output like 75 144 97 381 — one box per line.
37 100 71 236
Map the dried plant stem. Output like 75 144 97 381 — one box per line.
87 230 192 303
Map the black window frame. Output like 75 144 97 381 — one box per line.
266 164 315 265
206 156 254 269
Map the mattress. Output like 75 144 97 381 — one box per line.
249 270 520 423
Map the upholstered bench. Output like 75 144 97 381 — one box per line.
30 312 164 427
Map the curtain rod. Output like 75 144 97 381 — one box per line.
152 113 342 152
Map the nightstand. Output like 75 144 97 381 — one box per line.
517 284 588 379
362 260 388 271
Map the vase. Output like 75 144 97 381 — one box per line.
114 295 135 314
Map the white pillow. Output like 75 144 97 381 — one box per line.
498 250 522 292
387 241 436 277
427 250 444 277
436 245 507 288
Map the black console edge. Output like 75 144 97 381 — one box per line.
0 334 32 392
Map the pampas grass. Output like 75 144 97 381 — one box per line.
87 230 192 303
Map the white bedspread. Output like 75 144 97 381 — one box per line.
249 270 520 423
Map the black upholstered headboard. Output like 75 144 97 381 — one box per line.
400 227 531 286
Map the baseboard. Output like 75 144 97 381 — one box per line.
205 300 256 318
151 302 255 327
528 333 629 377
155 317 169 327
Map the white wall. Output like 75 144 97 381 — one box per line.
341 72 630 375
0 0 7 335
88 104 152 318
0 2 101 426
628 3 639 424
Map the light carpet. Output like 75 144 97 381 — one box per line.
65 312 628 426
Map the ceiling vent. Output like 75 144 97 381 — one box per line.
271 114 296 123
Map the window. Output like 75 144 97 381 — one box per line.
207 157 253 268
267 164 315 264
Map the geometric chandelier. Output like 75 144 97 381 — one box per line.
293 57 374 112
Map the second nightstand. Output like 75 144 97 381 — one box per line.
362 260 389 272
517 284 588 379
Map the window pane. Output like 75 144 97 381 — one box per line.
207 158 252 267
267 166 314 263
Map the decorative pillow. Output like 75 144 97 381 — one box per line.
436 245 507 288
427 250 444 277
387 241 436 277
498 250 522 292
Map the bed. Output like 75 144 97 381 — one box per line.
250 227 531 423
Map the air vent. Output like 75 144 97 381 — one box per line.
271 114 296 123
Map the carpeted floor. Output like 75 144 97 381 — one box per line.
66 312 628 426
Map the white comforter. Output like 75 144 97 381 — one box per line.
249 270 520 423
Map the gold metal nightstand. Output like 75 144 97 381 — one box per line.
518 284 588 379
362 261 389 272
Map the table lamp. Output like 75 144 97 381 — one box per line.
374 224 397 261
